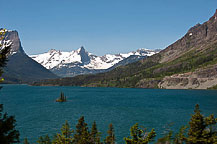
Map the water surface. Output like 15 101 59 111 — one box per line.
0 85 217 143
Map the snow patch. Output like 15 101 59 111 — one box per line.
30 47 158 70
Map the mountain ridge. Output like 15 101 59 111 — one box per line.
30 47 159 77
33 9 217 89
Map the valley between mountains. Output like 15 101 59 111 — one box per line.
33 10 217 89
2 10 217 89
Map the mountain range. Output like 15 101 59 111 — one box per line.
34 9 217 89
0 29 159 83
30 47 159 77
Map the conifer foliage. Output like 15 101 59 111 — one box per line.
105 123 115 144
124 123 156 144
74 116 91 144
0 104 20 144
90 121 101 144
187 104 217 144
52 120 74 144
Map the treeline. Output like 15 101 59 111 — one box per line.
21 104 217 144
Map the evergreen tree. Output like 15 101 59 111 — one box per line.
52 120 73 144
0 29 10 79
173 126 187 144
186 104 217 144
37 135 51 144
157 131 173 144
124 123 156 144
105 123 115 144
0 104 20 144
74 116 90 144
90 121 101 144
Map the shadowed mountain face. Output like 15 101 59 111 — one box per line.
2 30 58 84
33 10 217 89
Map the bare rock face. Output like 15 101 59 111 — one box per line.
159 64 217 89
160 9 217 63
2 30 58 83
4 30 25 54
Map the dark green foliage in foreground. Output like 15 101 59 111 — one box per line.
157 104 217 144
124 123 156 144
187 104 217 144
37 135 51 144
105 123 115 144
52 120 74 144
90 121 101 144
0 104 20 144
32 104 217 144
0 29 11 79
74 116 90 144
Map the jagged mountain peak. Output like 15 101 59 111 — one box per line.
76 46 86 53
210 9 217 20
31 48 159 77
76 46 90 63
3 30 25 54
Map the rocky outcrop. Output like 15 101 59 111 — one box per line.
160 9 217 63
2 30 58 83
4 30 25 54
159 64 217 89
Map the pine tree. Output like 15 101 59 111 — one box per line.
124 123 156 144
37 135 51 144
105 123 115 144
187 104 217 144
52 120 73 144
0 104 20 144
173 126 187 144
0 29 10 79
90 121 101 144
74 116 90 144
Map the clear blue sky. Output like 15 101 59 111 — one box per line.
1 0 217 56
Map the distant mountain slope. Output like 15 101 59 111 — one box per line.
30 47 159 77
33 10 217 89
1 30 58 83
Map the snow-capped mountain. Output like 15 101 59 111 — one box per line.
30 46 159 77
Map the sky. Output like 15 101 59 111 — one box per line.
1 0 217 56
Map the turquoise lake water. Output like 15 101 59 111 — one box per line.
0 84 217 143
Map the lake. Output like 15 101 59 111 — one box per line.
0 84 217 143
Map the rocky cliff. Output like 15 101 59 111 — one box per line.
2 30 58 83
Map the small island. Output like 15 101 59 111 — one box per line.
56 92 67 102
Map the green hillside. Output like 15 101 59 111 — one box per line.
34 10 217 89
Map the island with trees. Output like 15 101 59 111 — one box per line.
56 92 67 102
